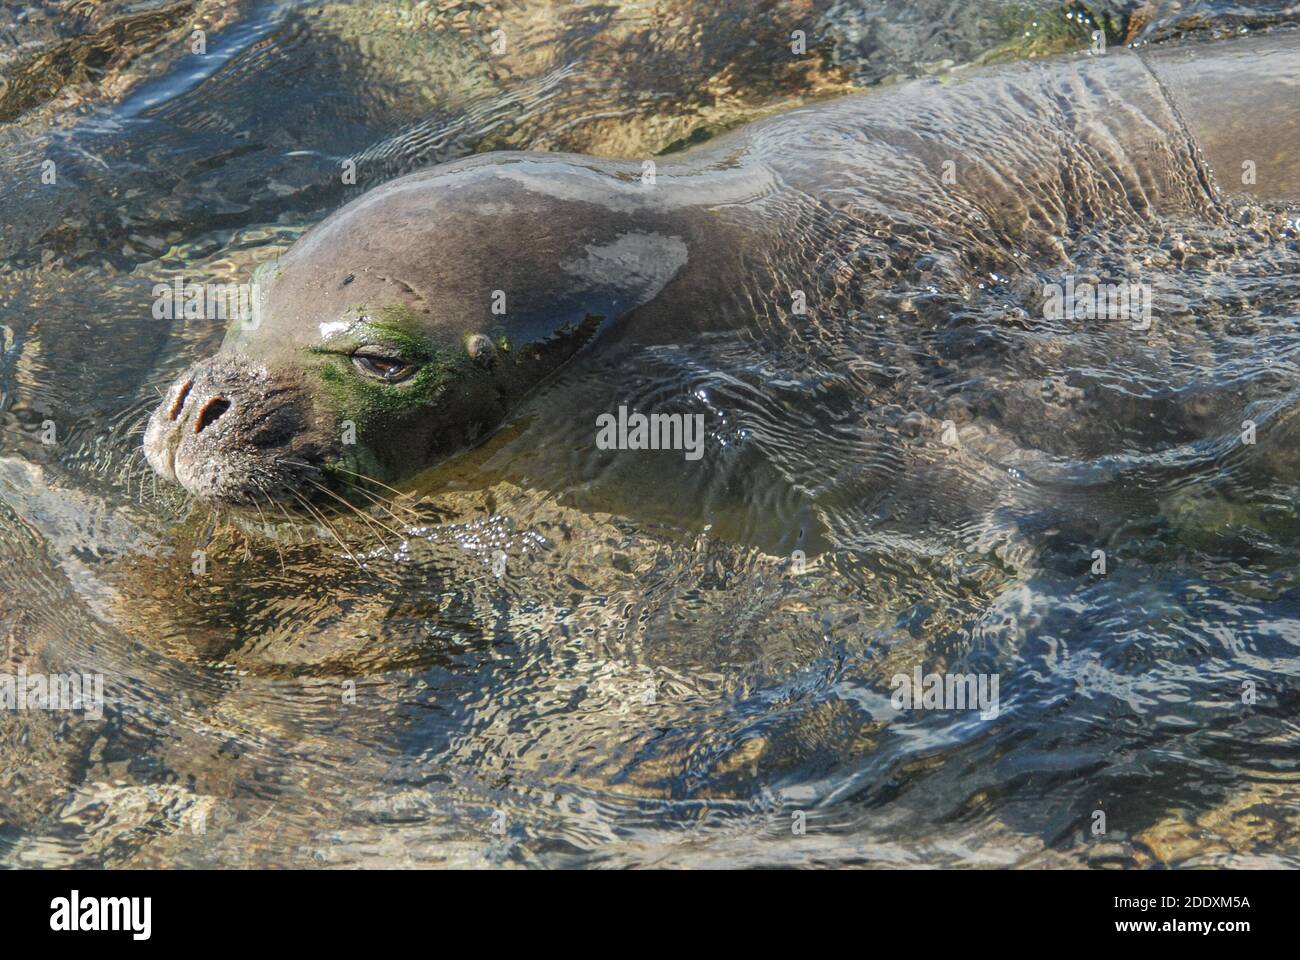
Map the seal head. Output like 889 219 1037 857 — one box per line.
144 154 691 505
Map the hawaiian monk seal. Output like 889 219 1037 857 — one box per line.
144 31 1299 505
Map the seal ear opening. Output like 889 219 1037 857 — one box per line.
465 333 498 369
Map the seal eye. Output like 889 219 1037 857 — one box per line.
352 350 416 383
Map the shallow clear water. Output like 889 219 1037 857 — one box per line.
1 0 1299 868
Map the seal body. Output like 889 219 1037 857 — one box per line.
144 31 1299 505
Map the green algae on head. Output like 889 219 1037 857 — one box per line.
310 325 469 427
298 306 485 485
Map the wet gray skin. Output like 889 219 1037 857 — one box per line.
143 30 1300 507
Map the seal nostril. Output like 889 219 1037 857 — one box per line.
195 397 231 433
168 381 193 420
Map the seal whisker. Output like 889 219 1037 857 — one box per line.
250 481 287 576
258 487 309 545
286 460 413 503
200 504 219 549
330 476 422 524
272 456 422 527
248 470 310 545
357 491 421 528
329 476 419 527
299 474 402 548
288 488 363 568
